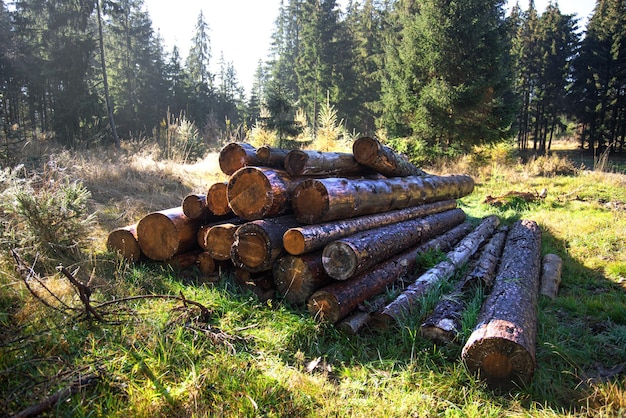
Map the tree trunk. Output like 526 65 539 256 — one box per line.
182 193 209 221
372 215 500 327
322 208 466 280
106 224 142 262
218 142 260 175
292 174 474 224
540 253 562 299
206 182 232 217
197 224 211 250
227 167 304 221
420 226 509 344
232 268 276 302
284 150 371 177
274 251 334 305
96 0 119 148
231 215 301 272
461 219 542 388
283 200 457 256
256 145 289 169
137 207 201 261
307 222 473 323
352 136 425 177
204 221 243 261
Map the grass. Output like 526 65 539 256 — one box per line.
1 140 625 417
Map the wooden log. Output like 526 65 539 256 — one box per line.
274 251 334 305
181 193 210 221
230 215 301 273
197 251 216 276
372 215 500 327
256 145 290 168
292 174 474 224
420 226 509 344
352 136 426 177
306 222 473 323
106 224 142 262
337 295 387 335
227 166 305 221
284 149 370 177
283 200 457 256
206 182 233 217
137 207 201 261
232 268 276 301
322 208 467 280
461 219 542 387
205 221 243 261
197 224 212 250
540 254 562 299
163 249 202 270
218 142 260 175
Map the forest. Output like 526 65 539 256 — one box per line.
0 0 625 162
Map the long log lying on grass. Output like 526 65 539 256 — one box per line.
292 174 474 224
283 200 457 256
352 136 426 177
230 215 301 272
205 221 243 261
107 224 142 262
274 251 334 305
218 142 260 175
137 207 201 261
461 219 542 387
420 226 509 344
307 222 473 323
540 254 563 299
256 145 289 168
285 150 370 177
227 167 304 220
337 295 388 335
206 182 232 217
322 208 467 280
372 215 500 327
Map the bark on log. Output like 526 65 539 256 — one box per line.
182 193 210 221
206 182 233 216
352 136 426 177
256 145 290 168
372 215 500 327
218 142 260 175
283 200 457 256
420 226 509 344
284 150 370 177
461 219 542 387
137 207 201 261
205 221 243 261
230 215 301 272
322 208 466 280
540 254 562 299
292 174 474 224
274 251 334 305
197 224 212 250
227 167 305 220
306 222 473 323
337 295 387 335
107 224 142 262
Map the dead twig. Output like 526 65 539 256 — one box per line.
57 265 104 322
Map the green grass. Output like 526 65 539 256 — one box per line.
1 145 625 417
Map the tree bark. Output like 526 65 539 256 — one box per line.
372 215 500 327
283 200 457 256
292 174 474 224
306 222 473 323
107 224 142 262
218 142 260 175
284 149 371 177
206 182 233 216
182 193 209 221
274 251 334 305
420 226 509 344
461 219 542 388
540 254 562 299
204 221 243 261
256 145 290 169
322 208 466 280
227 167 306 221
352 136 425 177
230 215 301 272
337 295 388 335
137 207 201 261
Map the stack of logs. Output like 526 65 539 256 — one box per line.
107 137 561 388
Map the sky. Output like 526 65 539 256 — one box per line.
143 0 597 96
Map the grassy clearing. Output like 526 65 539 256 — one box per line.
0 141 625 417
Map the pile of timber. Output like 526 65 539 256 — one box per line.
107 138 559 388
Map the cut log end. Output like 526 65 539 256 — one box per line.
206 223 240 261
274 253 330 304
107 226 141 262
284 150 309 176
234 233 267 269
352 136 379 164
322 242 359 280
137 212 180 261
292 180 330 224
307 291 340 323
182 194 207 220
207 182 231 216
283 229 306 256
219 143 258 175
227 167 274 220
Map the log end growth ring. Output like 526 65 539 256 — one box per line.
307 291 340 323
292 180 331 224
137 213 179 261
352 136 379 164
283 229 306 255
227 167 273 220
234 233 267 269
322 242 358 280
